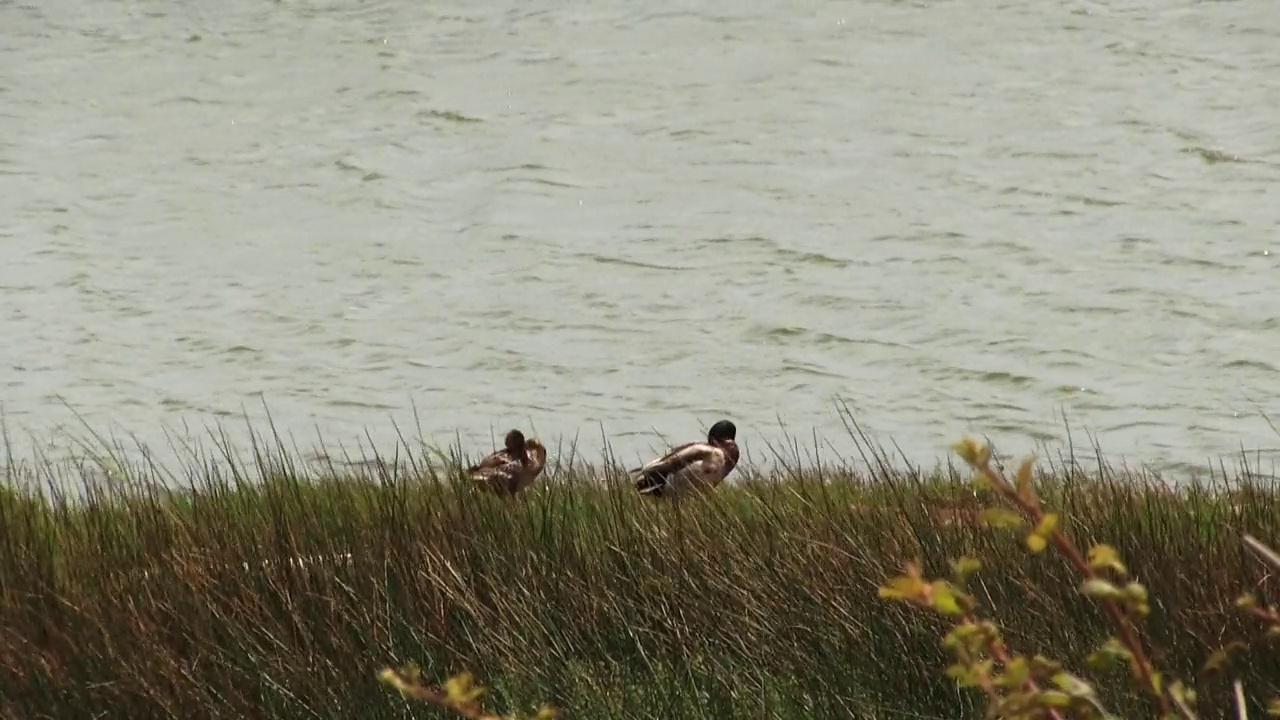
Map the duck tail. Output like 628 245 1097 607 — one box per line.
635 473 666 497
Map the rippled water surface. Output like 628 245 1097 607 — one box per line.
3 0 1280 476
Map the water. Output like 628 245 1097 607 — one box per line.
3 0 1280 479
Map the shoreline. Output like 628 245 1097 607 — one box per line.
3 412 1279 500
4 402 1280 493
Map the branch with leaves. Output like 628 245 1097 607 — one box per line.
880 435 1280 719
881 557 1108 718
953 437 1188 717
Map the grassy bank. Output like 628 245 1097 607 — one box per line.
1 423 1278 719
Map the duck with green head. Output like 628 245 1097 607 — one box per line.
632 419 740 499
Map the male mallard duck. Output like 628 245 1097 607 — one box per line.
632 419 740 498
467 429 547 496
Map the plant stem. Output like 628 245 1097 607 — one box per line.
975 462 1179 719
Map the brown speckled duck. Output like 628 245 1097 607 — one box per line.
632 419 740 499
467 429 547 496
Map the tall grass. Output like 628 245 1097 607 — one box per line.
1 416 1277 719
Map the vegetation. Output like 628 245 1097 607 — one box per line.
1 416 1278 719
879 437 1280 719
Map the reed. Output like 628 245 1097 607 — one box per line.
1 415 1277 719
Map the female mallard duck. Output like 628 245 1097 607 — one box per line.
467 429 547 496
632 419 739 499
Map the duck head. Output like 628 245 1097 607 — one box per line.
504 429 528 460
706 419 737 446
524 437 547 462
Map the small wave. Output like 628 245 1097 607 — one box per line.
419 109 482 123
587 254 689 271
1118 234 1155 248
1153 254 1234 271
978 370 1038 388
1181 146 1250 164
1222 359 1279 373
700 235 772 248
987 424 1060 444
1100 420 1168 434
1057 304 1127 315
780 361 844 380
761 326 805 339
941 366 1039 389
334 158 370 175
1007 150 1097 161
1054 385 1098 396
1167 307 1210 321
326 399 400 411
366 89 423 100
669 129 712 140
976 238 1032 254
159 95 224 106
1063 193 1124 207
794 293 859 311
501 175 580 189
753 324 896 350
772 246 850 268
970 399 1031 414
491 164 552 173
516 54 562 65
404 359 454 370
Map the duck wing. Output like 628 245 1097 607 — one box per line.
468 448 514 474
632 442 725 495
467 449 523 490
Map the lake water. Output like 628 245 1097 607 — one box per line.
3 0 1280 480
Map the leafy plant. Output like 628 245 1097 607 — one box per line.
880 437 1280 719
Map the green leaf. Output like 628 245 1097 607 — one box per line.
950 556 982 583
944 621 988 655
946 663 979 687
1123 582 1151 616
1168 680 1195 706
1025 513 1060 553
1033 512 1060 536
931 582 965 616
1123 582 1148 601
1087 544 1127 575
1086 637 1134 671
1202 642 1246 673
444 672 485 705
998 656 1030 689
1029 655 1064 677
952 437 990 468
1052 671 1095 698
1080 579 1124 600
1014 456 1036 503
879 575 926 601
1039 690 1072 707
980 507 1026 529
